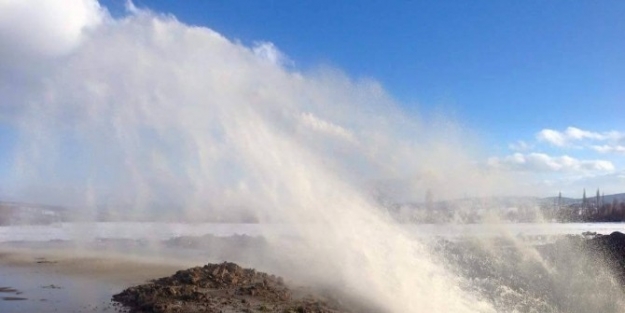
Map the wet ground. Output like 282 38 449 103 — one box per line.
0 264 119 313
3 230 625 312
0 251 183 313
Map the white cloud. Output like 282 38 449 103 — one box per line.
536 129 567 147
252 41 291 66
0 0 105 60
592 145 625 155
488 153 615 173
536 126 625 147
564 127 605 140
540 170 625 197
501 127 624 195
606 131 625 143
125 0 139 14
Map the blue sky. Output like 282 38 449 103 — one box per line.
0 0 624 201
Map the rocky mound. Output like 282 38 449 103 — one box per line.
579 231 625 282
433 231 625 313
112 262 349 313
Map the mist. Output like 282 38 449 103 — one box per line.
0 2 599 312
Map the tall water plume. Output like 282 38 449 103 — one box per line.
1 2 623 312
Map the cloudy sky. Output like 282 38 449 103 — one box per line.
0 0 623 207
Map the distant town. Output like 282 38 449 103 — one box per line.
547 190 625 222
384 190 625 224
1 190 625 225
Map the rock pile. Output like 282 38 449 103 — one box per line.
112 262 349 313
581 231 625 282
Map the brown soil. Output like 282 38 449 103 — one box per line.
112 262 351 313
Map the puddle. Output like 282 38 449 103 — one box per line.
0 266 120 312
